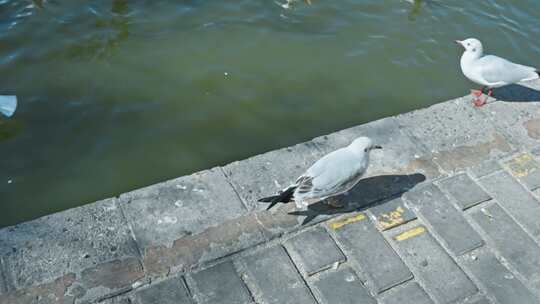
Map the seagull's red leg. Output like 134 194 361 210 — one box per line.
471 87 484 106
475 88 492 107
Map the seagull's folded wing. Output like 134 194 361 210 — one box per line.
478 55 537 84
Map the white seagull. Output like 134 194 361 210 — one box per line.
0 95 17 118
456 38 539 107
259 136 382 210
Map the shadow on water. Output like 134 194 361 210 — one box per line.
492 84 540 102
289 173 426 225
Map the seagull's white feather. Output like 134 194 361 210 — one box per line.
292 138 371 208
458 38 539 88
0 95 17 117
477 55 538 86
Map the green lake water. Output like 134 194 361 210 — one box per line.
1 0 539 227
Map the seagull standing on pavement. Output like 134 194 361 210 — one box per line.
456 38 539 107
258 136 382 210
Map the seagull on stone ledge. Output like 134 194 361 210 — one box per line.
456 38 539 107
258 136 382 210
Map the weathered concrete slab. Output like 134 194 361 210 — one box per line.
120 167 248 249
284 226 346 276
479 171 540 237
310 267 376 304
0 273 76 304
378 281 434 304
462 249 538 304
470 203 540 288
223 142 324 211
137 212 266 277
390 225 477 303
120 168 266 277
502 152 540 190
369 197 417 231
404 183 484 255
480 100 540 148
189 261 252 304
437 173 491 210
328 213 412 294
0 198 143 303
396 98 513 173
0 258 9 295
240 246 316 304
132 276 192 304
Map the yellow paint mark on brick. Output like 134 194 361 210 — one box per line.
506 153 539 178
377 206 406 230
328 213 366 230
395 226 426 241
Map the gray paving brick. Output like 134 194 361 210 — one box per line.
390 226 477 303
311 267 376 304
469 159 502 178
462 250 538 304
190 261 251 304
379 281 434 304
328 213 412 293
284 227 346 276
503 152 540 190
241 246 316 304
479 171 540 237
223 142 324 211
0 198 142 295
133 276 192 304
404 184 484 255
437 173 491 210
470 203 540 286
369 197 417 231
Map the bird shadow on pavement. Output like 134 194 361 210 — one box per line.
492 84 540 102
288 173 426 225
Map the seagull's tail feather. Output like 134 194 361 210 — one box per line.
258 186 296 210
0 96 17 118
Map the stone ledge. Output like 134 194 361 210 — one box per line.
1 80 540 303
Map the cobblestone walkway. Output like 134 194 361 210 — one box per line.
2 81 540 303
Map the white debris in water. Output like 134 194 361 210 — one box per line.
174 200 183 207
175 184 187 190
7 179 12 184
193 187 205 193
224 72 229 76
